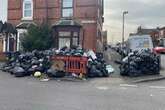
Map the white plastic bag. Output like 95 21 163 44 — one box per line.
87 50 97 60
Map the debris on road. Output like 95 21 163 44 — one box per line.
106 65 115 74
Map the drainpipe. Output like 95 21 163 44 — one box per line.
45 0 48 24
15 32 18 51
82 29 85 49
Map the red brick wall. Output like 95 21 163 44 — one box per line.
8 0 61 25
8 0 103 51
159 29 165 38
8 0 22 25
74 0 97 19
83 23 97 50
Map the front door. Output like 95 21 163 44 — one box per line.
9 38 14 52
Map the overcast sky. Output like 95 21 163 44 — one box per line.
104 0 165 44
0 0 7 22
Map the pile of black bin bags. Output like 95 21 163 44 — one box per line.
2 50 52 77
87 53 110 78
2 47 112 78
119 49 160 77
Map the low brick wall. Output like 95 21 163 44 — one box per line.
0 53 7 62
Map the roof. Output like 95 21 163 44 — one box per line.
129 35 152 39
16 21 36 29
159 27 165 30
137 26 160 34
138 28 159 34
52 19 82 27
3 22 17 34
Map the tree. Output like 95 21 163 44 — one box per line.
21 24 54 51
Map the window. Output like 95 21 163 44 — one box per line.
161 30 164 36
23 0 33 20
59 38 71 49
62 9 73 17
72 37 78 46
59 31 71 37
73 32 78 37
58 31 79 48
62 0 73 17
63 0 73 7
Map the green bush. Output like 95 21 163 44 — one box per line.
21 24 54 51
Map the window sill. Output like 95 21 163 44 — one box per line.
21 17 33 21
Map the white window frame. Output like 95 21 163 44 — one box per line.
17 29 27 51
22 0 33 20
62 0 73 18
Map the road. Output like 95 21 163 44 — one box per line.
0 72 165 110
0 53 164 110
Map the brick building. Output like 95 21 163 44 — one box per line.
159 27 165 38
102 30 107 47
8 0 104 52
133 26 159 46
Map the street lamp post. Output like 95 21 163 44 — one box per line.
122 11 128 48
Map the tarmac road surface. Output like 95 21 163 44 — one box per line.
0 71 165 110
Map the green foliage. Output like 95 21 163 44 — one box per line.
21 24 54 51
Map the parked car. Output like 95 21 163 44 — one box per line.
154 47 165 54
154 38 165 54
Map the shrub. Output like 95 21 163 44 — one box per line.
21 24 54 51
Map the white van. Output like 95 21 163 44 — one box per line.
126 35 154 53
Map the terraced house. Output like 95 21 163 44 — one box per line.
8 0 104 52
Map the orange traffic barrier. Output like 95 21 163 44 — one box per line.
51 55 88 75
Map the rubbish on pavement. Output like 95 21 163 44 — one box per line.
1 46 114 80
87 50 97 60
13 66 26 77
34 71 42 77
106 65 114 74
87 57 111 78
40 78 50 82
119 49 160 77
47 69 66 78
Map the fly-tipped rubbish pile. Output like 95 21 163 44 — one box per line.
1 47 114 80
119 50 160 77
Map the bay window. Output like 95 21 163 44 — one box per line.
58 31 79 48
59 38 71 49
